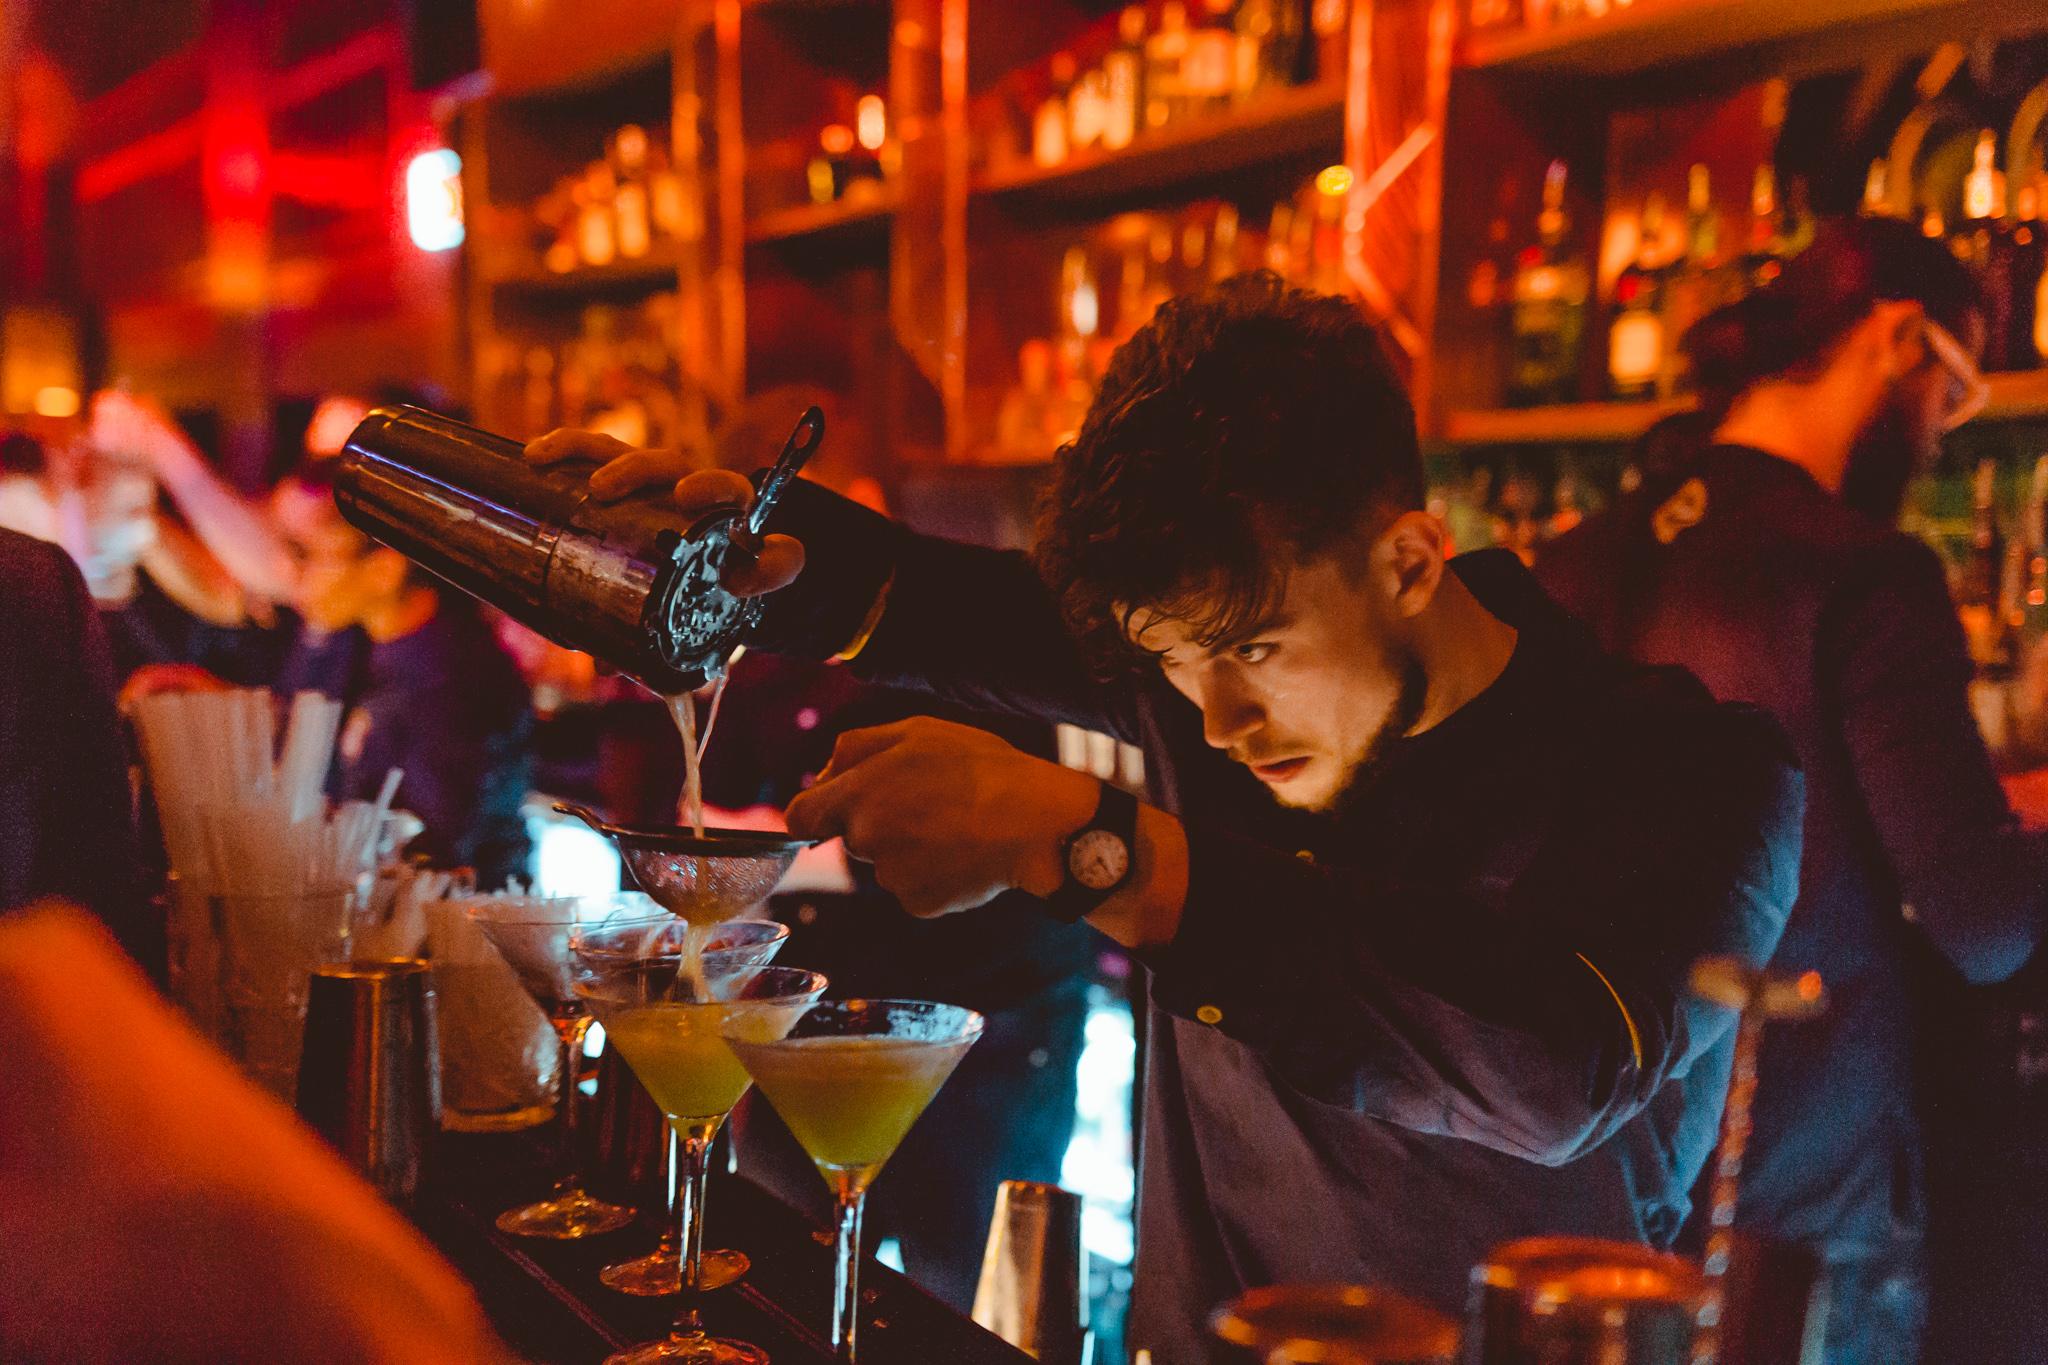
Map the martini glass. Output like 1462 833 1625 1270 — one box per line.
725 1000 984 1363
465 894 659 1238
581 913 792 1296
574 950 829 1365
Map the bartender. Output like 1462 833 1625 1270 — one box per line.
1538 216 2048 1365
529 272 1804 1362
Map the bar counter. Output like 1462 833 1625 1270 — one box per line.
418 1131 1034 1365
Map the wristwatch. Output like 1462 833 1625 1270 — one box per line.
1041 782 1138 924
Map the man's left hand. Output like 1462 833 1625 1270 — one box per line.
784 717 1099 918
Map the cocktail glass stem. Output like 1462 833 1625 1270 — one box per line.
547 1012 591 1198
828 1178 868 1362
666 1124 720 1345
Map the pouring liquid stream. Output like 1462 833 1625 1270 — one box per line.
664 679 730 1001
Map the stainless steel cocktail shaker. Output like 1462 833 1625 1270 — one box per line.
332 404 823 693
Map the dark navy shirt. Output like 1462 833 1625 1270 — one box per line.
1539 445 2048 1263
750 481 1804 1361
276 602 533 889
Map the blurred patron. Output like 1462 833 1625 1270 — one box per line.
0 526 154 972
1538 217 2048 1364
270 461 534 888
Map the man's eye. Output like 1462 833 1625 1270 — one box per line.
1234 642 1274 665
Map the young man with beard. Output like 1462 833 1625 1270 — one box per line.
527 273 1803 1362
1536 217 2048 1364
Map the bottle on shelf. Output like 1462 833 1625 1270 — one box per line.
1211 202 1242 281
1953 129 2013 371
1311 0 1349 82
1608 192 1669 401
2010 181 2047 369
1184 0 1239 119
1035 53 1077 168
1657 163 1723 398
1739 164 1784 290
1145 2 1192 132
1069 61 1109 155
575 165 618 268
1860 159 1893 218
1507 159 1590 407
1962 457 2008 660
1237 0 1304 97
610 125 653 260
2024 455 2048 646
1101 7 1148 151
995 340 1059 465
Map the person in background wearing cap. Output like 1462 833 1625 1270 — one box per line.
1537 216 2048 1365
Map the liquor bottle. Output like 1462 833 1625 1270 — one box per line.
1211 202 1242 281
2010 182 2046 369
1658 163 1721 397
1035 54 1077 168
1184 0 1238 119
1101 8 1148 151
575 166 618 268
2024 455 2048 645
1739 164 1784 289
1309 174 1345 295
1311 0 1349 83
1954 130 2013 370
1860 159 1892 218
1070 64 1109 154
610 126 654 260
1240 0 1305 93
1608 193 1668 400
1963 458 2006 642
1146 2 1192 131
995 340 1057 465
1507 159 1589 407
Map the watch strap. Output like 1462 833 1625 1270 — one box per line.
1040 782 1139 924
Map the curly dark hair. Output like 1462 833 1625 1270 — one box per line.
1033 271 1423 676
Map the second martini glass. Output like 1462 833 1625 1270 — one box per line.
725 999 983 1363
575 948 829 1365
581 912 791 1296
466 894 654 1239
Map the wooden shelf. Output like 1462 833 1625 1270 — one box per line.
1458 0 1957 74
1440 370 2048 447
745 191 897 247
486 247 682 300
974 81 1345 207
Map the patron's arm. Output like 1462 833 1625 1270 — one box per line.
1117 703 1802 1167
1828 537 2048 983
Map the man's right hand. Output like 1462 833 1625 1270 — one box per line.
523 429 804 598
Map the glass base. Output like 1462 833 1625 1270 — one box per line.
600 1247 749 1297
495 1188 637 1239
603 1334 767 1365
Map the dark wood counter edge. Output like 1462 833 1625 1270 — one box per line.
416 1131 1036 1364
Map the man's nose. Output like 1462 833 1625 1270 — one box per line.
1200 676 1263 752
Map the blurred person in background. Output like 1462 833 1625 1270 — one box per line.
1537 216 2048 1364
0 523 154 972
74 390 299 689
268 457 534 889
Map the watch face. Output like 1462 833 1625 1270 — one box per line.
1068 828 1130 892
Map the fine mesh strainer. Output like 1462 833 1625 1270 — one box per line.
553 804 811 922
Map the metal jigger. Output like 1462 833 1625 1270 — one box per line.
972 1181 1092 1365
296 958 442 1205
1209 1284 1460 1364
1465 1238 1704 1365
1687 957 1829 1365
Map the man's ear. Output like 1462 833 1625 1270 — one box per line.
1377 511 1448 621
1868 299 1927 381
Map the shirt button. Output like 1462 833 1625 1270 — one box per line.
1195 1004 1224 1026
